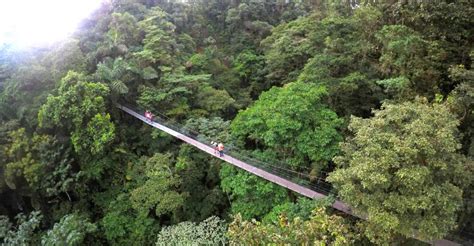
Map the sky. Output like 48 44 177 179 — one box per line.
0 0 105 49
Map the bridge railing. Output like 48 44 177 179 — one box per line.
123 104 336 196
118 104 473 245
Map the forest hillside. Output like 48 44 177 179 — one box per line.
0 0 473 245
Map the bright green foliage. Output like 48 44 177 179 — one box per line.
328 99 473 242
220 164 289 220
231 82 342 171
38 71 109 129
101 194 157 246
38 71 114 155
156 216 227 246
0 211 42 246
228 208 359 245
224 82 342 220
41 214 96 246
37 71 115 184
71 113 115 155
130 153 187 217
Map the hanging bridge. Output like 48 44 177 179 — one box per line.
117 104 461 246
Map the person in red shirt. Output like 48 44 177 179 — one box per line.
145 110 153 122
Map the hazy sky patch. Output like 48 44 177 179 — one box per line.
0 0 104 48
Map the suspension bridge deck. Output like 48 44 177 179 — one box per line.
117 104 459 246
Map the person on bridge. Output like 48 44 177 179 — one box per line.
145 110 153 122
217 142 224 157
144 110 149 121
211 141 218 155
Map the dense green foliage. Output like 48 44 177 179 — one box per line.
41 214 96 246
0 212 42 245
228 208 360 245
328 99 473 242
232 82 342 171
155 216 227 245
0 0 473 245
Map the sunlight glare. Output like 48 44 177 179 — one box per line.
0 0 105 48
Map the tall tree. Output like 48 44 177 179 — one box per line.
41 214 96 246
38 71 115 156
38 71 116 182
130 153 187 218
0 211 42 246
228 208 360 245
375 24 442 99
328 99 474 243
231 82 342 172
156 216 227 245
